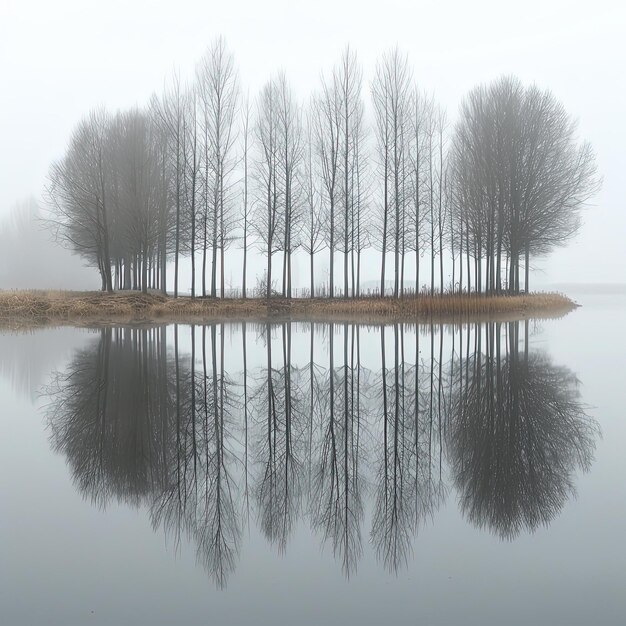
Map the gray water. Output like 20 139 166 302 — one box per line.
1 292 625 625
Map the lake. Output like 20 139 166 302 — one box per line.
1 291 625 625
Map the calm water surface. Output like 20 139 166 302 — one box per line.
1 292 625 625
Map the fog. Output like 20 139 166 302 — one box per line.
0 198 97 289
1 0 624 290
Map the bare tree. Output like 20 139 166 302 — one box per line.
253 78 282 299
275 74 303 298
407 90 433 293
151 70 185 296
371 49 412 297
196 37 240 298
451 76 599 293
301 105 326 297
107 108 167 293
47 108 114 291
337 47 365 298
240 93 251 298
313 70 341 298
182 87 201 297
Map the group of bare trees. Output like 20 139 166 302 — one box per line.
47 107 170 292
47 40 598 297
47 39 239 295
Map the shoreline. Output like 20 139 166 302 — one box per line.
0 290 577 329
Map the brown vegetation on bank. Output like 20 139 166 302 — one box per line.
0 290 577 329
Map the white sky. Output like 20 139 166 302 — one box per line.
1 0 624 286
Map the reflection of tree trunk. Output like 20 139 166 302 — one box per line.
329 322 337 510
214 324 222 546
242 322 249 523
283 323 292 537
191 326 197 482
159 326 168 485
343 323 350 562
414 323 420 481
429 324 434 478
438 324 444 477
308 322 314 491
174 324 182 508
95 327 111 472
381 326 388 493
283 323 291 479
524 319 529 365
393 324 400 546
202 325 209 491
211 324 220 475
355 325 361 481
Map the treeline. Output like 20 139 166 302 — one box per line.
47 38 599 297
46 321 597 585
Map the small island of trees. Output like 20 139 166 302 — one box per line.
1 38 599 323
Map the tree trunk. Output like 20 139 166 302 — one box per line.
310 251 314 298
525 244 530 293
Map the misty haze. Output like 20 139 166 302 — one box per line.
1 1 625 625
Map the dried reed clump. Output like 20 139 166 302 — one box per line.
0 289 576 328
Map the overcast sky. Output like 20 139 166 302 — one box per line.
1 0 624 286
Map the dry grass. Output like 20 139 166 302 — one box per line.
0 289 577 329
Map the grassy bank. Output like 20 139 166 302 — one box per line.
0 290 577 328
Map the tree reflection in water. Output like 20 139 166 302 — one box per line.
252 322 306 552
45 320 597 586
447 320 598 539
310 323 368 577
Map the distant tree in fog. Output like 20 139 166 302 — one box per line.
47 107 170 293
47 108 114 291
107 108 169 293
450 76 599 293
